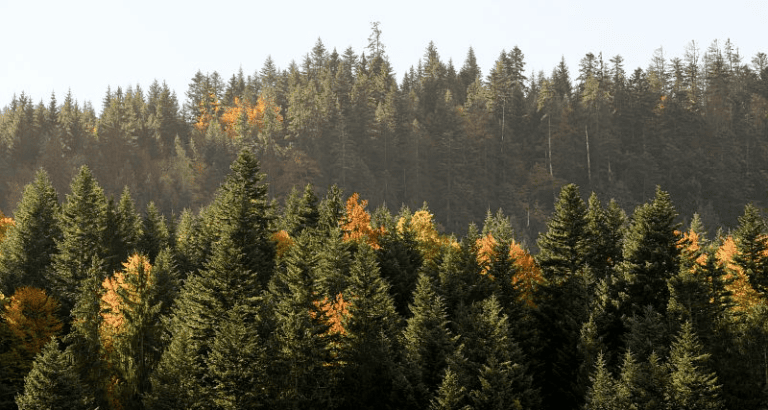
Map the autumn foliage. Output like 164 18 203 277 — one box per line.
218 96 284 138
271 229 294 259
100 254 153 350
2 287 62 357
342 193 385 249
396 209 453 261
314 292 351 336
716 235 764 310
476 233 543 306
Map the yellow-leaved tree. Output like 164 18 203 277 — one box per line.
100 253 165 410
341 193 385 249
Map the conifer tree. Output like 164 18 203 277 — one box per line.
403 272 456 409
620 186 681 316
339 243 402 409
378 217 424 317
205 305 268 410
51 165 109 314
535 183 592 410
63 258 109 409
666 322 724 410
15 339 93 410
733 203 768 296
0 169 61 295
584 352 618 410
104 187 142 274
430 368 471 410
138 201 170 263
267 230 336 409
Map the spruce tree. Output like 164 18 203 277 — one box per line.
338 243 402 409
666 322 724 410
430 368 471 410
15 339 93 410
138 201 170 264
402 273 456 409
267 230 335 409
0 169 61 295
584 352 618 410
205 305 268 410
733 203 768 296
51 165 109 314
535 184 592 410
619 186 680 316
103 187 141 274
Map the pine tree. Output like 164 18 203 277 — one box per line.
51 165 109 314
584 352 618 410
138 201 170 263
15 339 93 410
403 273 456 409
0 169 61 295
338 243 402 409
733 203 768 296
455 296 538 410
205 305 268 410
267 230 336 409
666 322 724 410
620 186 681 316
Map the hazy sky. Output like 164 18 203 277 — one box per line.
2 0 766 113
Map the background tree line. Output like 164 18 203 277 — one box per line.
1 31 767 245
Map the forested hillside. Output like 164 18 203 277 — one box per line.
1 34 767 243
1 150 768 409
1 30 768 409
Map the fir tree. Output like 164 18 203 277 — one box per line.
339 243 402 409
666 322 724 410
51 165 109 314
138 201 170 263
430 368 471 410
15 339 93 410
620 186 681 316
733 203 768 296
402 273 456 409
0 169 61 295
584 352 618 410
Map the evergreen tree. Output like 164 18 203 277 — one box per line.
536 183 589 283
338 243 402 409
267 230 336 409
402 273 456 409
430 368 471 410
620 186 680 316
0 169 61 295
535 183 592 410
15 339 93 410
138 201 171 263
733 203 768 296
51 165 109 314
104 187 142 274
666 322 724 410
584 352 618 410
205 305 268 410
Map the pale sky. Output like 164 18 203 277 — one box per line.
2 0 766 113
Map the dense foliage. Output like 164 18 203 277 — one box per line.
1 27 767 409
1 31 767 242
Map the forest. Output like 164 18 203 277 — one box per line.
1 27 768 409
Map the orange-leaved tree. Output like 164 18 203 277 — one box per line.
0 210 14 244
220 95 284 140
717 235 763 310
100 253 164 410
342 193 385 250
397 208 455 262
271 229 294 259
476 233 543 306
3 286 62 357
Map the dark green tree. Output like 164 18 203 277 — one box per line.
51 165 109 314
619 186 681 316
15 339 93 410
138 201 171 263
338 243 402 409
402 272 456 409
0 169 61 295
536 184 589 283
733 203 768 296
